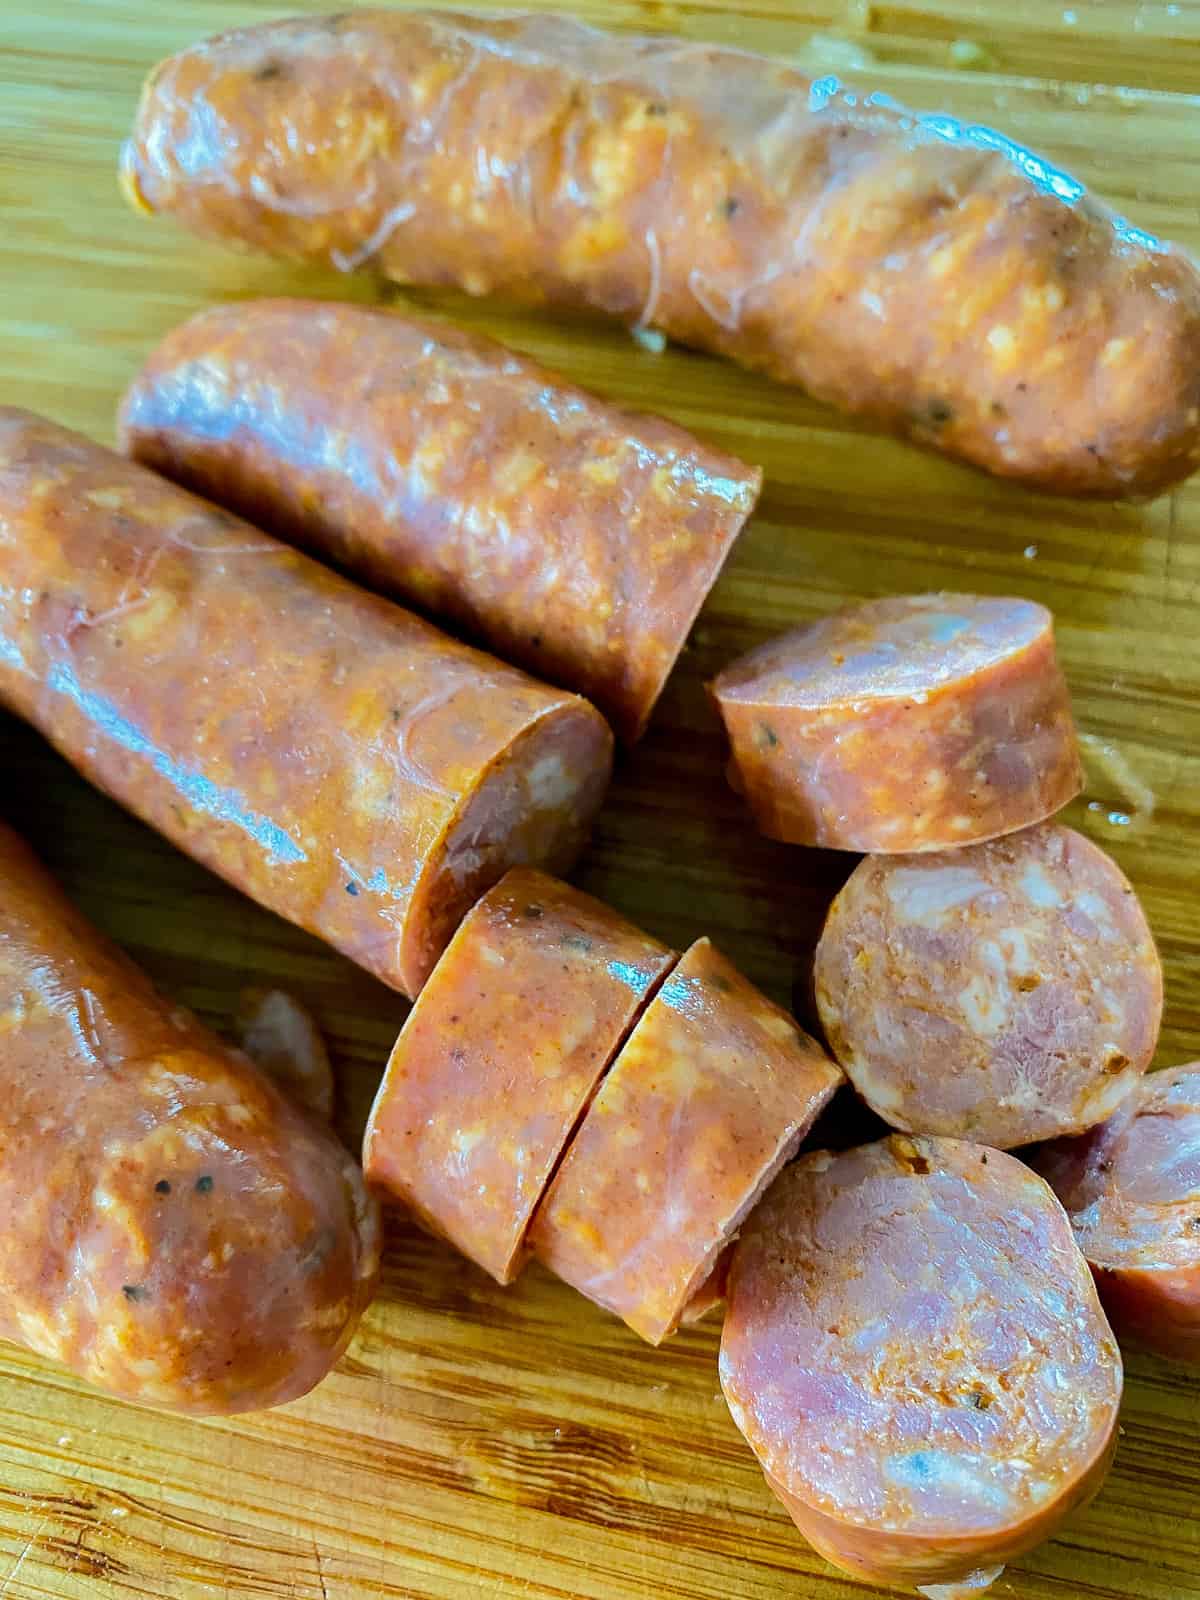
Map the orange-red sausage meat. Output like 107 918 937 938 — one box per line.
120 300 761 744
720 1136 1122 1597
814 824 1161 1148
120 11 1200 496
362 869 676 1284
529 937 841 1343
0 821 378 1414
1035 1063 1200 1364
0 409 611 999
710 594 1081 852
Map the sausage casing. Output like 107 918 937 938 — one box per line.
120 10 1200 496
0 409 612 998
0 821 378 1414
120 300 761 744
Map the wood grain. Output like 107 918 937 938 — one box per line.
1 1 1199 1595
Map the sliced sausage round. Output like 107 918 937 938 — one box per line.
0 821 379 1414
362 869 676 1285
815 823 1161 1148
720 1135 1122 1595
119 299 761 745
1035 1062 1200 1363
710 593 1082 852
529 937 842 1342
0 408 612 999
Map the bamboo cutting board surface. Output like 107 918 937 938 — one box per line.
2 1 1200 1595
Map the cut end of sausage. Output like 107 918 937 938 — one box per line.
1035 1061 1200 1363
720 1135 1122 1591
400 697 613 997
710 593 1082 853
814 822 1162 1148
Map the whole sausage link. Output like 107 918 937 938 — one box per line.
121 10 1200 496
0 408 613 998
0 820 379 1414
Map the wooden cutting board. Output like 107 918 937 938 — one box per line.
2 1 1199 1595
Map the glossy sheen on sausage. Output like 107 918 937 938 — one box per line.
814 824 1162 1148
0 409 612 999
1035 1063 1200 1363
119 300 761 745
529 937 841 1343
362 869 676 1284
119 11 1200 497
720 1136 1122 1595
710 594 1082 852
0 821 378 1414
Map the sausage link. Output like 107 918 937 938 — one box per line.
710 593 1082 853
120 11 1200 496
529 937 841 1343
363 868 676 1284
0 409 612 998
1035 1062 1200 1364
119 300 761 744
814 823 1162 1148
720 1136 1122 1594
0 821 378 1413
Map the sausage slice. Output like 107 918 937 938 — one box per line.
0 408 612 998
0 821 378 1413
120 299 761 744
710 594 1081 852
1035 1062 1200 1363
720 1135 1122 1595
363 869 676 1284
815 823 1161 1147
529 937 842 1342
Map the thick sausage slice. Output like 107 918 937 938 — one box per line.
0 821 378 1414
815 824 1161 1148
0 409 612 999
120 12 1200 496
720 1135 1122 1596
362 869 676 1284
710 594 1081 852
529 937 841 1342
119 300 761 745
1035 1063 1200 1363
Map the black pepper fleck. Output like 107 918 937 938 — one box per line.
646 101 667 115
154 1179 171 1195
254 60 286 81
722 195 740 218
757 723 779 749
345 881 360 896
523 903 544 919
195 1175 214 1194
122 1284 148 1302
